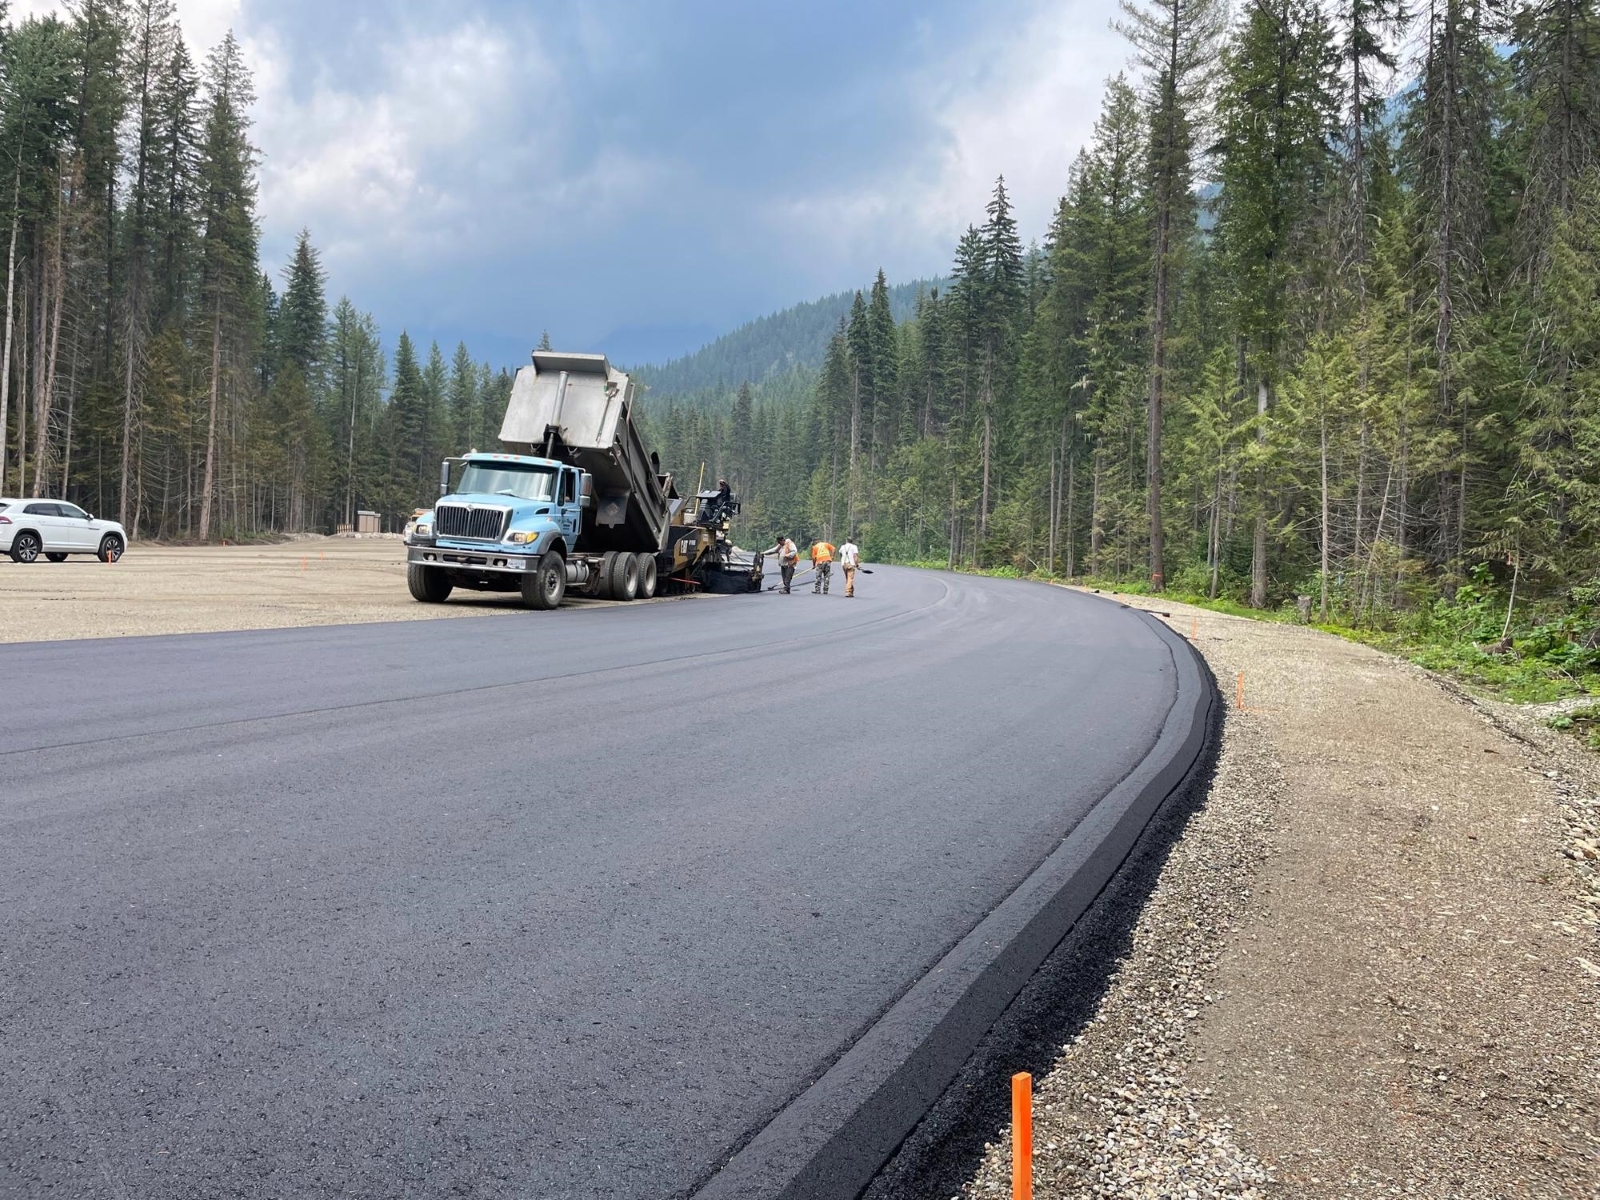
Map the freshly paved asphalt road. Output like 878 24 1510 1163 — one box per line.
1 567 1184 1199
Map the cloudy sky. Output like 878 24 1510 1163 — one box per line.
19 0 1126 366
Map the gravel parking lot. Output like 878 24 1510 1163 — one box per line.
0 535 643 643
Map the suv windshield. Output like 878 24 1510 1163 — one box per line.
457 462 556 501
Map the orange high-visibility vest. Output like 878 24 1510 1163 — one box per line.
811 541 835 564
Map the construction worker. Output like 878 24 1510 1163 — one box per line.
809 536 836 594
839 535 861 598
703 478 736 526
762 533 800 593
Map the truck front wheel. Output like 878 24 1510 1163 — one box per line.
408 563 453 603
523 551 566 610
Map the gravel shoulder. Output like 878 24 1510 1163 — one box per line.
960 591 1600 1199
0 535 651 642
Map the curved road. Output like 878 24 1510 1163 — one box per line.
0 567 1198 1199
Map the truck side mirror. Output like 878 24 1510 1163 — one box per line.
580 472 594 508
439 459 451 497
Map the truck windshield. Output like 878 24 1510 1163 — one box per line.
458 462 557 500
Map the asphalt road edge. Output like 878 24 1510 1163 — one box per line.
691 601 1216 1200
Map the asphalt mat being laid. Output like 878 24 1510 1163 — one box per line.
0 566 1202 1200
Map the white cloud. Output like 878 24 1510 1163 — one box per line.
7 0 1137 353
255 20 531 262
763 0 1126 284
252 16 685 289
11 0 243 59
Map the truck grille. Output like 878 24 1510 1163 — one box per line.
435 503 509 541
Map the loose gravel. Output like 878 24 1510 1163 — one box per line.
0 535 653 642
1444 684 1600 941
957 654 1285 1200
958 593 1600 1200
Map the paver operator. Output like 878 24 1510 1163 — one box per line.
763 534 800 593
839 536 861 598
809 537 835 594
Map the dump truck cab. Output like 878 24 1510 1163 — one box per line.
412 451 587 554
404 452 594 607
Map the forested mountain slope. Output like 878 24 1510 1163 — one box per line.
655 0 1600 683
631 279 940 397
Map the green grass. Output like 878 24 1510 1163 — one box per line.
1547 702 1600 750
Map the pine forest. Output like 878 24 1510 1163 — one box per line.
0 1 511 541
646 0 1600 662
10 0 1600 655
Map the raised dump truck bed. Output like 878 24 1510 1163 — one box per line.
498 352 671 554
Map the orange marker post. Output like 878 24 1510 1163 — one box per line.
1011 1072 1032 1200
1236 671 1245 711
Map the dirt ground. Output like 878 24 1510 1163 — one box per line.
962 592 1600 1199
0 535 650 643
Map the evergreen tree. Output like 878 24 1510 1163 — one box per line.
389 331 429 500
729 379 753 489
1512 0 1600 273
277 228 327 386
1404 0 1508 564
448 341 478 452
149 33 199 330
195 30 258 540
1119 0 1226 588
118 0 179 525
1216 0 1339 603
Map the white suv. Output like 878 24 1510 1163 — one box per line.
0 498 127 563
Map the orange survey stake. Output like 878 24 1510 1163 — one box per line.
1012 1071 1032 1200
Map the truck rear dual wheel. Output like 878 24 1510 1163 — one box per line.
635 553 658 599
606 551 639 601
521 551 566 610
407 563 453 603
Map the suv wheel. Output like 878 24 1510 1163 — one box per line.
46 552 68 563
9 531 41 563
96 535 124 563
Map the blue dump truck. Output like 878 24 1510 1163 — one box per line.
404 350 762 609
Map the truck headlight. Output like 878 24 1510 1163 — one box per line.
415 522 432 537
508 530 540 545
